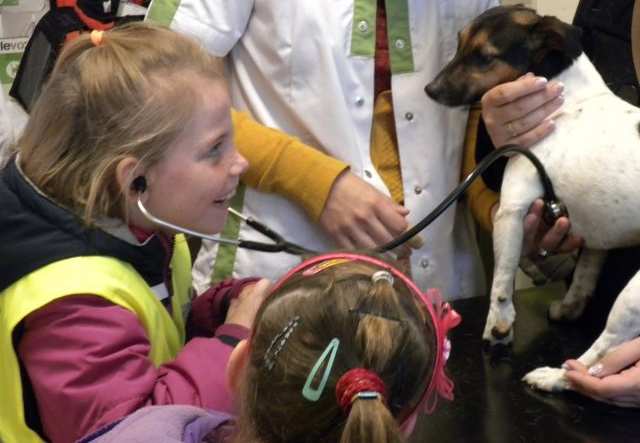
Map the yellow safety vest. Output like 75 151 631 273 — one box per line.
0 234 192 443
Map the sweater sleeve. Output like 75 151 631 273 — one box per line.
18 295 247 443
233 110 350 221
461 104 500 232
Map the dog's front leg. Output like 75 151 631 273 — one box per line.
549 248 607 321
483 203 529 345
524 269 640 392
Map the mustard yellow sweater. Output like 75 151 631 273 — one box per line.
232 110 348 221
461 105 499 232
233 101 497 230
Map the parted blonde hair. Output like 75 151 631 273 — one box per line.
235 257 435 443
18 22 224 224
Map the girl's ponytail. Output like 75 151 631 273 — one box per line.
336 367 403 443
341 397 402 443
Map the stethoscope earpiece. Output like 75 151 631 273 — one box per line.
132 176 147 193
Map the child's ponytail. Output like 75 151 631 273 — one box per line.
337 367 403 443
341 396 402 443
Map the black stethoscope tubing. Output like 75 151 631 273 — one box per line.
376 144 563 252
138 145 563 256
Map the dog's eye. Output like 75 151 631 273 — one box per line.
470 52 494 66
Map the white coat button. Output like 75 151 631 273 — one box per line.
355 96 365 106
395 38 406 49
414 185 422 195
420 258 430 268
357 20 369 33
404 112 414 121
364 169 373 178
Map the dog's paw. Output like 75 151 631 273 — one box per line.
482 303 515 345
548 299 587 322
482 323 514 346
522 366 569 392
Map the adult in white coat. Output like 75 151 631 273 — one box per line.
147 1 571 300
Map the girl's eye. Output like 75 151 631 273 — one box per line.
206 142 223 159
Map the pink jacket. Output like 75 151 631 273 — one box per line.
18 277 257 443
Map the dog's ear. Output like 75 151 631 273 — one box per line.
528 15 583 78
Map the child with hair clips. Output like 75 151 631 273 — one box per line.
80 252 461 443
0 23 272 443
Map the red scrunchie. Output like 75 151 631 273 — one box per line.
335 368 387 413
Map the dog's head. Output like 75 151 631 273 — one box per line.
425 5 583 107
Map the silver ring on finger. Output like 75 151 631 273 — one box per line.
506 121 517 138
537 248 550 258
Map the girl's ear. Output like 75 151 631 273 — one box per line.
226 339 250 394
115 156 143 199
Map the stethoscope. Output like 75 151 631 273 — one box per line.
135 145 567 255
136 188 311 255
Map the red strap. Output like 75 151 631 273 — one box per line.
57 0 114 31
73 6 114 31
65 30 81 43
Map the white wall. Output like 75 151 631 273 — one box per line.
537 0 581 22
501 0 580 23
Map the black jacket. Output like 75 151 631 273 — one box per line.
0 157 167 292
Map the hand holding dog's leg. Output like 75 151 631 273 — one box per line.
526 272 640 394
564 337 640 407
481 74 564 148
566 337 640 378
319 170 410 249
574 270 640 363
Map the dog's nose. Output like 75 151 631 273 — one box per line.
424 83 438 99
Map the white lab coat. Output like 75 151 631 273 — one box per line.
153 0 498 300
0 90 26 167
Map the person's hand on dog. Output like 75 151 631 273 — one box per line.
482 72 565 148
563 337 640 407
224 278 271 329
495 199 582 258
320 170 410 249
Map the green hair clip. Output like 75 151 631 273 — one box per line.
302 338 340 402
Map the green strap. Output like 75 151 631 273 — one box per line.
386 0 415 74
210 184 246 284
350 0 415 73
351 0 377 57
146 0 180 26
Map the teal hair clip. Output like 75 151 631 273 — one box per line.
302 338 340 402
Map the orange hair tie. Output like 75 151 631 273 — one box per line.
90 30 104 47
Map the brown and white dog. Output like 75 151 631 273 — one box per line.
426 5 640 392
